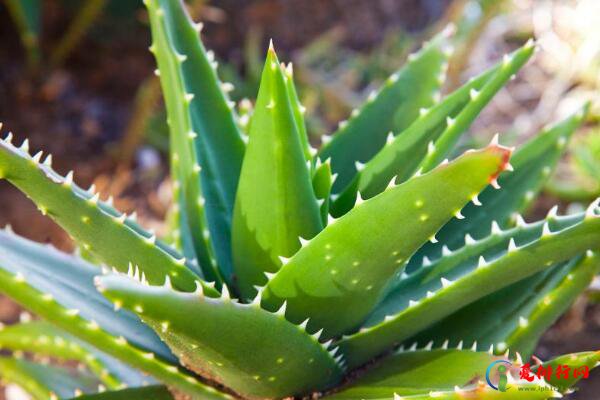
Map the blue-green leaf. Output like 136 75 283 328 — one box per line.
409 105 589 270
98 273 343 399
0 358 98 400
318 28 453 193
148 0 246 286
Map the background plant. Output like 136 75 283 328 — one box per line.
5 0 108 69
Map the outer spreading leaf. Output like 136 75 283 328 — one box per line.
0 321 121 389
232 46 323 299
98 274 344 399
410 105 589 269
148 0 246 286
339 202 600 368
0 231 227 399
0 229 172 361
375 206 593 322
324 349 494 399
329 63 497 216
330 41 535 216
399 264 559 353
418 39 535 171
0 358 98 400
535 351 600 392
0 321 150 389
324 349 562 400
318 28 452 193
406 252 599 360
495 252 600 358
0 136 218 294
261 145 511 339
338 385 561 399
68 385 174 400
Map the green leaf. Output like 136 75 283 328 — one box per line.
0 358 98 400
283 62 312 161
148 0 246 286
324 349 561 399
0 229 173 362
329 62 498 216
318 28 453 193
495 251 600 358
409 105 589 269
68 385 174 400
312 158 334 225
0 321 121 389
535 351 600 392
0 320 151 389
0 135 218 294
339 200 600 368
97 273 344 399
406 251 599 360
232 45 323 299
0 231 228 399
339 385 562 399
374 205 592 324
145 0 220 284
325 349 492 399
261 145 512 339
418 39 535 172
401 264 560 354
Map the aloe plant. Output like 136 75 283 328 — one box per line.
0 1 598 399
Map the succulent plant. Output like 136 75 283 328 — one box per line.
0 0 598 399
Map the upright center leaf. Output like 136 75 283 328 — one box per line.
232 43 323 299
